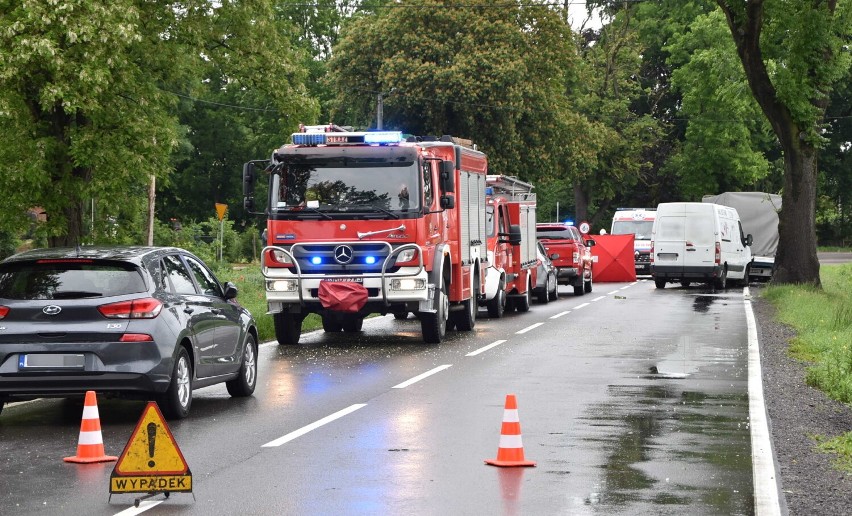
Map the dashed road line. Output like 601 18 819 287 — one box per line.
549 310 571 319
262 404 367 447
574 302 590 310
515 322 544 334
392 364 452 389
467 340 507 356
591 296 606 302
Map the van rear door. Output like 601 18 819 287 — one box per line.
653 205 687 272
682 204 717 270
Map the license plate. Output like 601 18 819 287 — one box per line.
321 278 363 283
657 253 678 262
19 354 85 369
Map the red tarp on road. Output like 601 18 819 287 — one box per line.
591 234 637 282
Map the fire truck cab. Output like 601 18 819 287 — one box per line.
243 125 487 344
482 175 538 318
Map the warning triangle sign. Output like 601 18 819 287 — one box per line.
114 402 189 475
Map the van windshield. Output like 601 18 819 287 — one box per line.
611 220 654 240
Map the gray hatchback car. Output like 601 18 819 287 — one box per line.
0 246 258 419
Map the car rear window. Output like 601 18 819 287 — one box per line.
536 226 574 240
0 260 146 300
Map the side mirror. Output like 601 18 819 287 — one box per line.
550 253 559 260
243 162 256 211
440 160 455 193
223 281 238 300
440 195 455 209
585 239 596 247
746 234 753 246
508 224 522 246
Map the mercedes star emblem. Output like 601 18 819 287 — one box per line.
334 245 354 264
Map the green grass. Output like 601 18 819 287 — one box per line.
762 263 852 472
218 264 322 343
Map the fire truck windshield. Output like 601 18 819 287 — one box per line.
271 161 421 217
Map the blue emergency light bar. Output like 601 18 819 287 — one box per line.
291 131 403 146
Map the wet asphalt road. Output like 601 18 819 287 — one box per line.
0 279 754 515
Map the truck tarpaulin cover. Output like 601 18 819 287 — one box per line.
318 281 368 313
591 234 637 282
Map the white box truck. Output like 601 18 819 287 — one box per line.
702 192 781 281
651 202 753 289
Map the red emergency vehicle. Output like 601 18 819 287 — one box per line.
482 175 538 318
242 125 488 344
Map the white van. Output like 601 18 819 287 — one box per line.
650 202 753 289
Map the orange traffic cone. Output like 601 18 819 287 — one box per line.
64 391 117 464
485 394 536 467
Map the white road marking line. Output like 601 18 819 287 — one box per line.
619 286 631 290
591 296 606 302
549 310 571 319
262 404 367 447
113 500 163 515
607 290 620 295
574 303 590 309
467 340 507 356
392 365 452 389
744 286 783 515
515 322 544 334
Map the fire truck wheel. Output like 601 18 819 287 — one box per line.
322 315 343 332
516 280 531 313
342 316 363 332
274 312 303 345
451 276 478 332
487 281 506 318
421 279 448 344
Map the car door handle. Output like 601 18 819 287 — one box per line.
183 307 194 314
686 248 697 252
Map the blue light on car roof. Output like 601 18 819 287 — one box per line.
292 133 327 145
364 131 403 144
564 219 574 226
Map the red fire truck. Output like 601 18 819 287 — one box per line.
242 125 488 344
482 175 538 318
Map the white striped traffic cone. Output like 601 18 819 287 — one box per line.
64 391 117 464
485 394 536 467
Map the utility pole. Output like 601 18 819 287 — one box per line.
377 93 384 130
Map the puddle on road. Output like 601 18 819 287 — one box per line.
579 382 753 514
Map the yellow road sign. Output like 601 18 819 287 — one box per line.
215 203 227 221
110 402 192 494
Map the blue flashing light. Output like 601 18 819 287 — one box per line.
364 256 377 265
564 219 574 226
364 131 403 144
310 256 322 265
292 133 326 145
484 187 494 195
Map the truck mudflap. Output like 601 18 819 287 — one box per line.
262 243 428 309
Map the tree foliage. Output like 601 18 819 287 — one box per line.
326 0 593 196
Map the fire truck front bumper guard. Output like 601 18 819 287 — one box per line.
261 243 429 311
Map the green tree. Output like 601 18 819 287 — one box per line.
0 0 315 247
665 9 777 199
326 0 589 189
716 0 852 285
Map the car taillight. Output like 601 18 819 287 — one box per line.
715 242 721 264
98 298 163 319
119 333 154 342
573 251 580 264
650 244 654 263
0 306 8 319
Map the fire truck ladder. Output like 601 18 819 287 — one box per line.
486 175 535 201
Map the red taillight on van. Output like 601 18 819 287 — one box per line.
649 244 654 263
715 242 721 264
98 298 163 319
0 306 8 319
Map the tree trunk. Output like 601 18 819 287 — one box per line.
573 180 590 225
48 202 84 248
773 143 821 286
